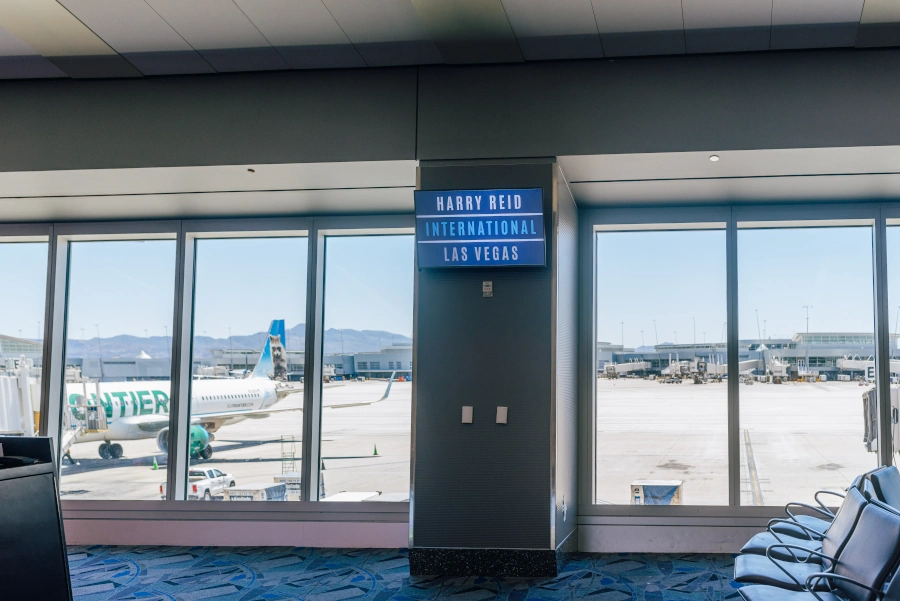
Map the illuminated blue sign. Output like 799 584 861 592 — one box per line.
415 188 545 268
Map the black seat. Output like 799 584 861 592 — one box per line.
741 488 867 562
869 466 900 508
738 503 900 601
771 472 879 540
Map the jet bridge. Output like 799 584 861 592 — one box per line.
603 360 651 378
838 357 900 379
862 387 899 456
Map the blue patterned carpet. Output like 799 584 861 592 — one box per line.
68 546 742 601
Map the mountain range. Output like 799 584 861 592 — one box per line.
61 324 411 360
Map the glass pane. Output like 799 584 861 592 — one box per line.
738 226 876 506
187 237 307 501
60 240 176 500
885 226 900 466
320 235 413 502
0 242 48 439
595 230 728 505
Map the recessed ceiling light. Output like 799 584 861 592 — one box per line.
709 155 720 162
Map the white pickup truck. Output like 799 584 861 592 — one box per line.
159 468 236 500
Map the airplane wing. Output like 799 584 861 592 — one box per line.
324 372 397 408
195 372 399 429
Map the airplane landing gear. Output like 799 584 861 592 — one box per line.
98 442 123 459
191 445 213 460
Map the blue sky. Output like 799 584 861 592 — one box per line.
0 235 414 343
597 230 726 347
0 243 48 340
2 226 894 347
597 226 877 348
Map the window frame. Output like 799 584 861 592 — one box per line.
30 215 412 522
314 219 416 504
581 202 892 519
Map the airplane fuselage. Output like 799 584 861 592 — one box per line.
65 378 278 443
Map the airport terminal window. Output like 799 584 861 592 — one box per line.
185 236 307 501
738 225 877 506
59 239 176 500
319 234 413 502
0 241 48 439
595 228 728 505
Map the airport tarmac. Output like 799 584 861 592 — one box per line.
56 376 880 508
596 377 878 506
59 380 411 502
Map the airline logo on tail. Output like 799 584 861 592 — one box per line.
251 320 287 381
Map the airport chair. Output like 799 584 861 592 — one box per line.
737 504 900 601
771 471 883 540
869 467 900 509
734 502 900 592
741 488 867 562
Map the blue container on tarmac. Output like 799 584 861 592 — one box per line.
631 480 683 505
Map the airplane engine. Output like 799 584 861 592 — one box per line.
189 425 212 460
157 428 170 454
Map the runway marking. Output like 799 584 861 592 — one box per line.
744 428 764 506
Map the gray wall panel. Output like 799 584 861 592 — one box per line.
413 162 554 549
554 167 578 548
0 68 417 171
417 49 900 160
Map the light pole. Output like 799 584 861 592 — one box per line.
641 330 645 347
693 317 696 345
802 305 812 372
37 321 41 340
755 309 762 340
653 319 659 346
95 325 104 380
620 322 624 349
894 306 900 357
163 326 169 361
340 328 345 356
228 327 233 370
763 320 767 340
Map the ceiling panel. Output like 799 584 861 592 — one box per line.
571 173 900 207
234 0 365 69
0 160 417 199
857 0 900 47
58 0 214 75
0 187 414 222
0 23 66 78
144 0 288 72
323 0 443 66
500 0 603 60
682 0 771 53
771 0 864 49
0 0 114 57
0 0 140 77
560 147 900 183
409 0 522 64
591 0 685 56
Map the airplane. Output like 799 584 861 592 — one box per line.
64 320 396 460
